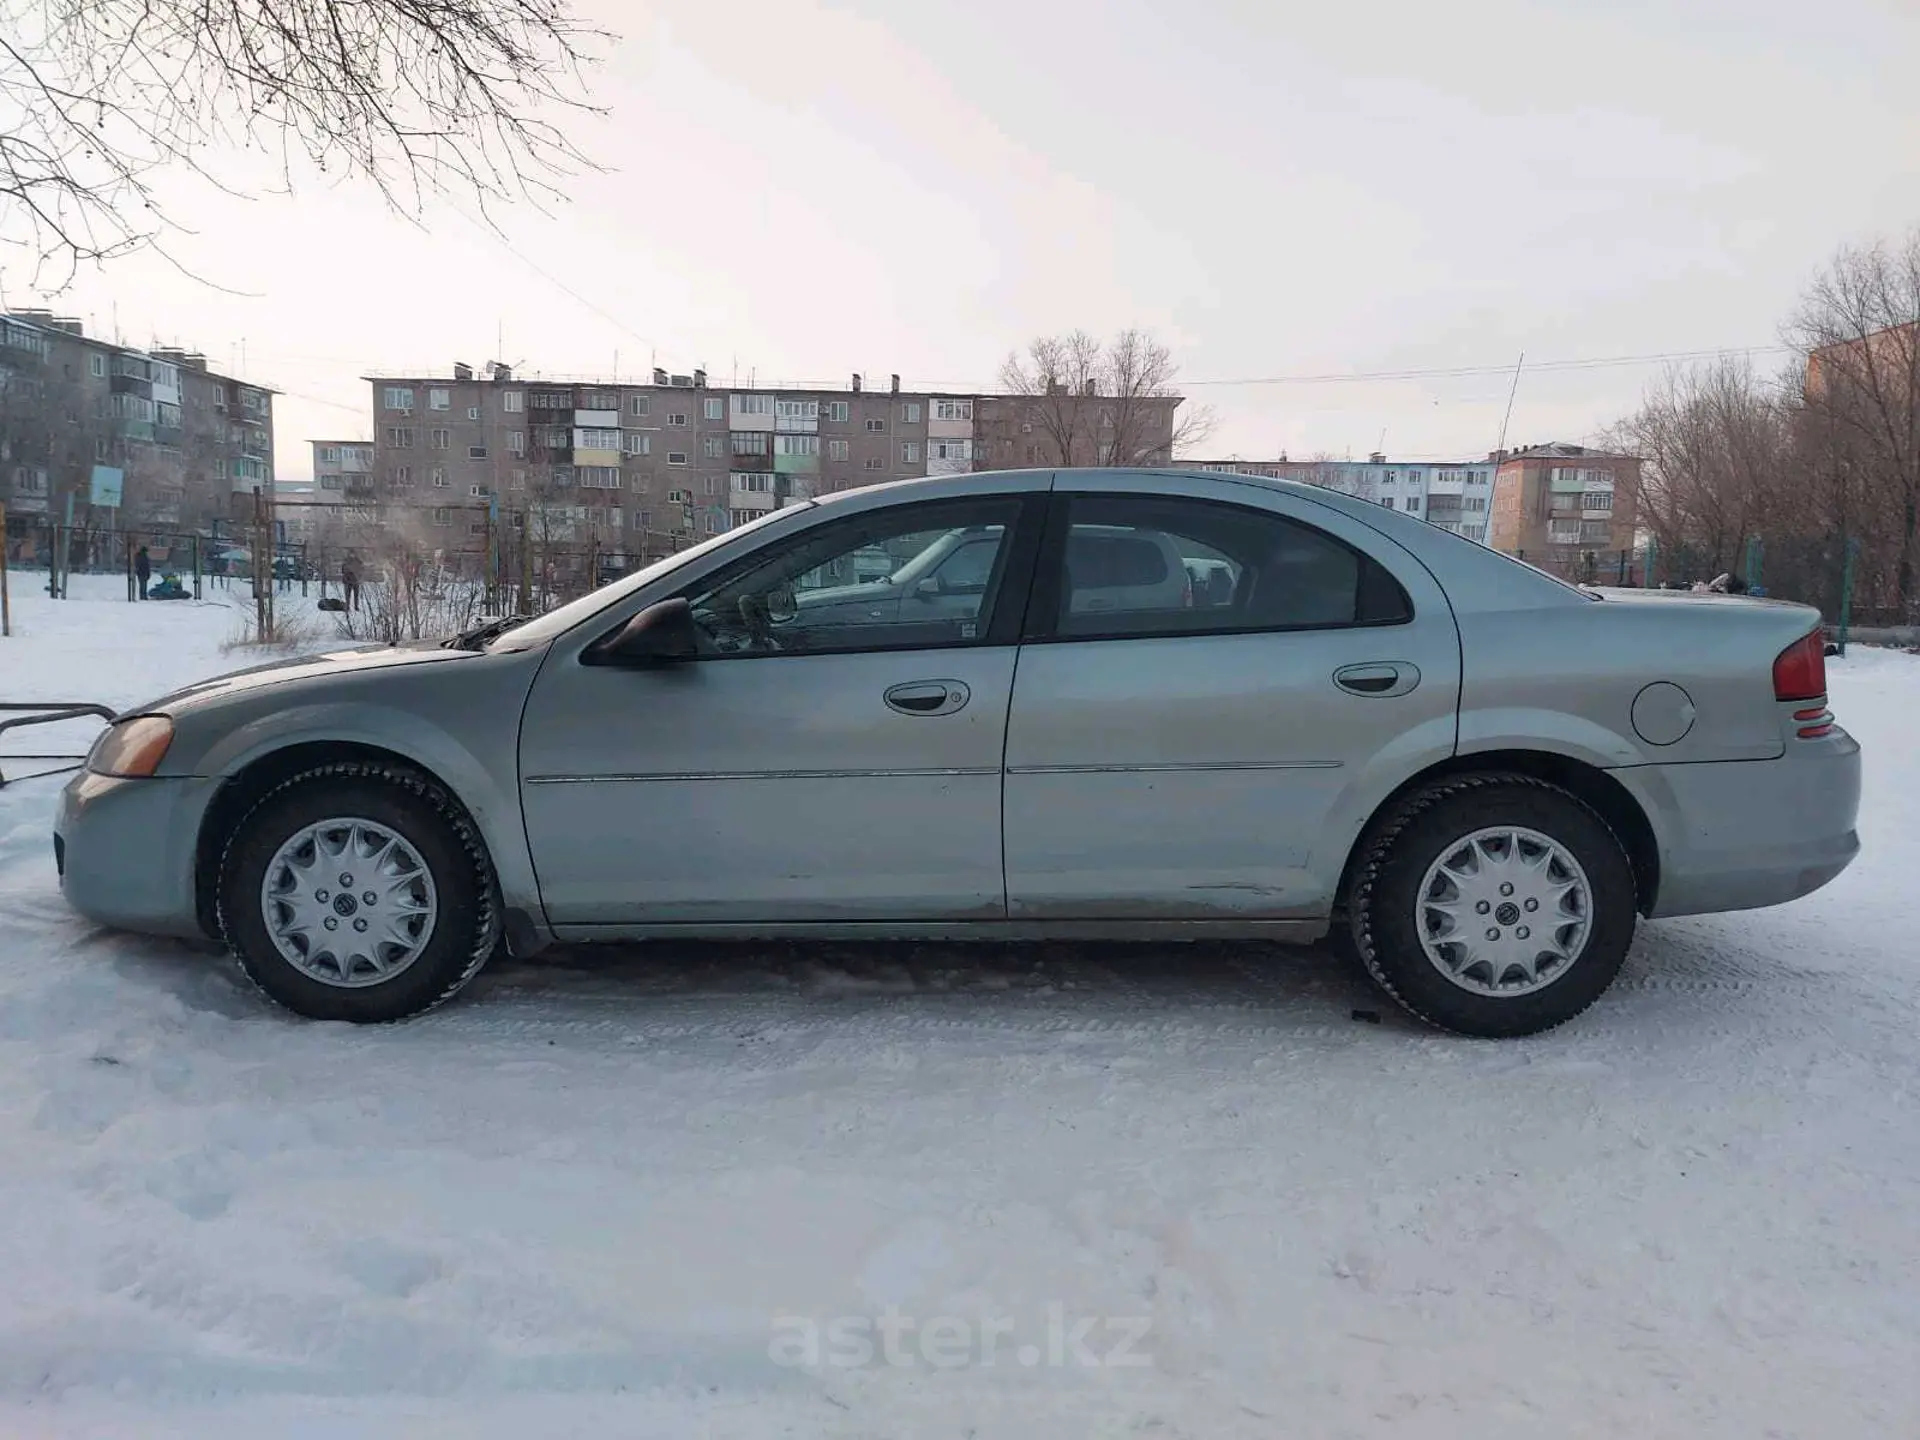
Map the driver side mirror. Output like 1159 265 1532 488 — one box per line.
913 576 942 600
582 597 700 667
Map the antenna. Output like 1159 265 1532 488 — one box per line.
1494 352 1525 456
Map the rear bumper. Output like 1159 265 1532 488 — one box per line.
1618 732 1862 919
54 772 219 940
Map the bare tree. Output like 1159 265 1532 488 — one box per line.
1 0 605 285
1787 234 1920 615
1610 356 1789 578
998 328 1214 466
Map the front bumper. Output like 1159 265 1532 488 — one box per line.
54 771 221 940
1618 731 1862 920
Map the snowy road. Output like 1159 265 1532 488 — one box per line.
1 580 1917 1438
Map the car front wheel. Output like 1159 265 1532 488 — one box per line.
217 761 500 1022
1347 774 1637 1037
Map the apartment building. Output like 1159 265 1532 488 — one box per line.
309 439 376 508
362 365 974 557
973 392 1179 471
0 311 274 535
1181 453 1497 542
1487 443 1640 572
361 364 1191 558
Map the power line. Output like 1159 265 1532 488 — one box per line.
1178 345 1793 388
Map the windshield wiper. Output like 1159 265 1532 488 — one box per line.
443 614 531 651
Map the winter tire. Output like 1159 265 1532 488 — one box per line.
1347 773 1636 1037
217 762 500 1022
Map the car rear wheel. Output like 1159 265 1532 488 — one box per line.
1346 774 1637 1037
217 762 500 1022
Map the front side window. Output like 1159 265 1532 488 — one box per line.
681 497 1022 659
1041 494 1411 641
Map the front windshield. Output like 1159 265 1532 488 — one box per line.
487 504 804 651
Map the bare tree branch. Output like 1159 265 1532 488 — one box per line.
997 328 1195 467
1 0 608 286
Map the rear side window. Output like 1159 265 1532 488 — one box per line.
1042 493 1411 641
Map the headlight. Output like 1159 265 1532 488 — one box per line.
87 716 175 778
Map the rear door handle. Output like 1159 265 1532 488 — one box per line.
884 680 971 716
1333 662 1420 698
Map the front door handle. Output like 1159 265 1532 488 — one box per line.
884 680 971 716
1333 662 1420 698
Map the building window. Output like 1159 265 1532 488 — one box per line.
901 402 921 423
430 428 451 449
383 386 414 411
431 467 448 487
623 432 651 456
502 391 523 414
865 418 886 433
934 398 972 421
733 472 773 493
576 427 621 449
628 395 650 418
528 389 571 409
864 457 885 470
392 465 411 486
467 406 481 421
666 413 689 428
703 434 724 459
703 513 720 534
432 507 451 526
469 445 488 460
386 426 414 448
668 452 688 466
428 388 450 410
704 398 724 420
736 394 774 417
89 353 106 378
827 438 850 461
826 401 850 423
775 399 819 421
470 484 489 498
579 466 622 489
1406 496 1420 511
509 431 525 456
900 441 921 464
538 426 570 448
316 445 341 465
731 431 770 456
775 433 819 456
931 439 972 461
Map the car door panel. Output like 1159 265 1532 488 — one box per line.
515 487 1047 926
1003 479 1461 920
520 648 1016 923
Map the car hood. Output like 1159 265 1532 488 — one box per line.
135 642 477 716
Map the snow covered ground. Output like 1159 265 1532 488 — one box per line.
1 574 1917 1438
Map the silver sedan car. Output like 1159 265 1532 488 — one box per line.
55 468 1862 1036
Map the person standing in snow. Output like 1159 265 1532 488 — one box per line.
134 544 151 600
341 556 360 612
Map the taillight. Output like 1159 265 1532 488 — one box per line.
1772 630 1827 703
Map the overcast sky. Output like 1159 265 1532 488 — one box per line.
7 0 1917 481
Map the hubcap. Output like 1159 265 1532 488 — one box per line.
1415 826 1592 996
260 818 438 988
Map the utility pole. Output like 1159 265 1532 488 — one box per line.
0 502 11 636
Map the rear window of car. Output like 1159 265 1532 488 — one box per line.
1043 493 1411 641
